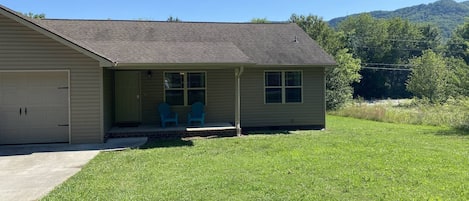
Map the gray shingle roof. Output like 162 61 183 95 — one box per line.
36 19 336 66
78 41 251 64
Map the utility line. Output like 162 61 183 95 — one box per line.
360 63 414 71
361 66 412 71
353 45 468 54
363 63 413 67
350 36 467 45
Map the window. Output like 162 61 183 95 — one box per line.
164 72 206 106
265 71 302 104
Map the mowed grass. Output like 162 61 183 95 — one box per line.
43 116 469 201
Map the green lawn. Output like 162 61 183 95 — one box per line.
43 116 469 201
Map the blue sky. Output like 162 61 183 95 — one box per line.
0 0 465 22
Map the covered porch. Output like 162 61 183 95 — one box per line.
103 66 244 138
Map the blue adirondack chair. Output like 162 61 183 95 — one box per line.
187 102 205 127
158 102 178 128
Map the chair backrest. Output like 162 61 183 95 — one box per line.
158 102 171 117
191 102 204 117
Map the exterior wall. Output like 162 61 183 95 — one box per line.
103 68 114 133
141 70 162 124
135 67 325 128
140 69 235 125
240 67 325 128
0 14 103 143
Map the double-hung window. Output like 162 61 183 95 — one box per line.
164 72 206 106
265 71 302 104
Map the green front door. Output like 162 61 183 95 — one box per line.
115 71 141 123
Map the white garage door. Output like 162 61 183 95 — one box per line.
0 71 69 144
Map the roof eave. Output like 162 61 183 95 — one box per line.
108 62 257 69
106 62 337 69
253 63 337 68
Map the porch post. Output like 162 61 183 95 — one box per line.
235 66 244 136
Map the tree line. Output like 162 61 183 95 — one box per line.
284 14 469 109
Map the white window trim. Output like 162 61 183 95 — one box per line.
264 70 303 104
163 71 207 106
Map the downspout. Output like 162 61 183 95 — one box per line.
323 67 327 130
235 66 244 136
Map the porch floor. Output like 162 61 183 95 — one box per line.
107 122 237 139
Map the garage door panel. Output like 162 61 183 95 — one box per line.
22 127 68 144
28 106 69 127
0 108 21 144
0 71 69 145
1 86 20 105
27 87 68 106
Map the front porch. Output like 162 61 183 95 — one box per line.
106 122 237 139
104 68 243 138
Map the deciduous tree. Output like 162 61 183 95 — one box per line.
290 14 361 109
407 50 450 103
446 20 469 63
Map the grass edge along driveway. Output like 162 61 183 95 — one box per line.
43 116 469 201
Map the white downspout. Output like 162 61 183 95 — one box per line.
235 66 244 136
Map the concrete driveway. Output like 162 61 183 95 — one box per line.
0 137 147 201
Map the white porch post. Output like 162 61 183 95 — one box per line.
235 66 244 136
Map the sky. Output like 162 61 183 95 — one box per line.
0 0 466 22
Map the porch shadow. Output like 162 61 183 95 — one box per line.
107 122 237 139
140 138 194 149
245 130 292 135
242 125 324 136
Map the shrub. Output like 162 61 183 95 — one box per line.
329 98 469 130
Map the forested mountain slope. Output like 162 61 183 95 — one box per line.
329 0 469 38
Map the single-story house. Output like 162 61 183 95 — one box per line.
0 5 336 144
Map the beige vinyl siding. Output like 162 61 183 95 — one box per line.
141 70 163 124
141 69 235 124
241 67 325 127
205 69 235 123
0 14 103 143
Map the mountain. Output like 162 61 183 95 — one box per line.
329 0 469 38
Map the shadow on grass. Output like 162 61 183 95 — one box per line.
435 128 469 137
245 130 292 136
243 125 324 136
140 138 194 149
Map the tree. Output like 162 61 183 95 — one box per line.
338 14 442 99
326 49 362 109
290 14 361 109
339 14 390 62
446 20 469 63
251 18 269 23
289 14 345 54
419 24 442 51
166 16 181 22
445 56 469 97
406 50 450 103
23 12 45 19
